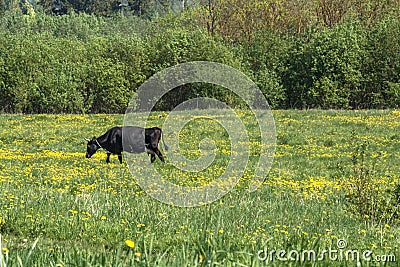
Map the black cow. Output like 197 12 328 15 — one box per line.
85 126 168 164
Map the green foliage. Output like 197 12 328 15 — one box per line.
144 22 245 110
386 82 400 107
361 17 400 108
0 0 4 16
242 31 290 108
284 23 367 109
0 10 400 112
0 34 86 113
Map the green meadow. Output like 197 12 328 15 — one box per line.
0 110 399 266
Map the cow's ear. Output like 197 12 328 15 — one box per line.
92 136 96 140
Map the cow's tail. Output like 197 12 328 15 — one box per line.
161 129 169 151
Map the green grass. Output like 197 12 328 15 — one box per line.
0 110 399 266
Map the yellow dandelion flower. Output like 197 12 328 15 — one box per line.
218 229 224 233
134 252 141 258
125 240 135 248
1 247 9 254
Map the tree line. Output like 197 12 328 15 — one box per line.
1 0 191 17
0 0 399 113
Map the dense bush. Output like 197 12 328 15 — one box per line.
144 25 245 110
241 31 294 109
283 23 367 109
0 11 399 113
361 17 400 108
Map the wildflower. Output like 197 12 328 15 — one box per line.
1 247 9 254
280 230 289 235
101 216 107 220
125 240 135 249
218 229 224 233
69 209 78 215
134 252 141 258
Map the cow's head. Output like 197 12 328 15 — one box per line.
85 137 100 158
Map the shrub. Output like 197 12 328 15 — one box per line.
345 132 400 224
361 17 400 108
284 23 366 109
242 31 290 109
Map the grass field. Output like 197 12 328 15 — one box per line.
0 110 399 266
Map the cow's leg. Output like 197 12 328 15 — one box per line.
106 153 111 163
118 154 122 164
153 148 165 163
150 139 165 163
150 154 156 163
147 152 156 163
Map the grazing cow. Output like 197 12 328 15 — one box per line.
85 126 168 164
